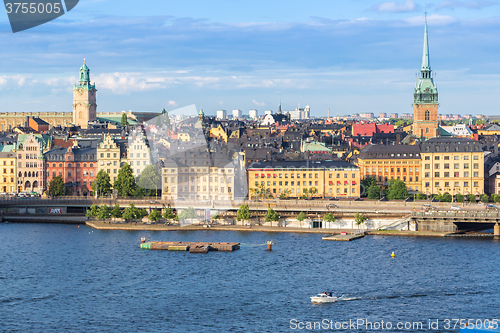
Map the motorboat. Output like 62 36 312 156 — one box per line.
310 292 338 303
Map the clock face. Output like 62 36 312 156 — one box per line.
78 89 83 95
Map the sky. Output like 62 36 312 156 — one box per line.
0 0 500 117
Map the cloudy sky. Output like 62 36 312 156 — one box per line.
0 0 499 117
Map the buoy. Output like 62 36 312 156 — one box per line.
266 240 274 251
391 252 395 258
78 226 80 228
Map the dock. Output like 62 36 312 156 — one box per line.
322 232 365 242
140 241 240 252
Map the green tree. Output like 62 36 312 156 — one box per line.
236 204 250 222
97 205 112 219
114 163 137 197
178 206 197 220
163 207 176 220
251 183 270 200
386 179 408 200
455 194 464 203
323 212 336 223
122 203 139 220
296 211 306 222
481 194 489 203
149 210 162 221
354 212 368 230
362 177 377 198
48 176 65 197
441 193 452 202
493 194 500 203
264 208 280 226
279 189 289 199
111 204 122 218
308 187 318 198
367 183 381 199
86 204 99 217
92 169 112 197
120 113 129 126
467 194 477 203
137 165 161 196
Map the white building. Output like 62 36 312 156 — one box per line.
128 129 151 177
249 109 258 120
232 109 242 119
216 110 227 120
287 106 310 120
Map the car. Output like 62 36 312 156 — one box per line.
423 204 437 210
0 192 6 196
450 205 462 210
486 204 499 210
379 197 388 202
328 197 339 201
354 198 363 201
327 204 339 209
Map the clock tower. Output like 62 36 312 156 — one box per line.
73 59 97 129
412 16 439 139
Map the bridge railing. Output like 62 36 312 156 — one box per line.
412 211 500 218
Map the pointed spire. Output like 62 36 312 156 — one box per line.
278 98 282 114
421 13 431 72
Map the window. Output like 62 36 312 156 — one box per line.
474 181 478 187
464 182 469 187
464 172 469 177
435 156 440 160
434 172 439 177
454 164 459 169
454 156 459 160
425 182 430 188
473 172 479 177
425 164 430 169
444 164 449 169
473 163 479 169
434 164 440 169
425 172 430 177
454 182 459 187
454 172 459 177
425 110 430 120
435 182 439 187
444 172 449 177
444 156 449 160
424 156 430 161
473 155 479 160
464 156 469 160
464 163 469 169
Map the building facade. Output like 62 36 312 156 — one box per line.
0 152 17 193
247 160 360 199
421 138 484 196
128 129 151 177
412 18 439 139
16 134 50 194
45 144 97 196
97 134 127 183
356 144 422 192
73 60 97 129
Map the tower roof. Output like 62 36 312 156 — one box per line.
421 16 431 71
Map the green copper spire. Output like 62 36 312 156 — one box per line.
421 15 430 72
79 58 90 83
414 15 438 105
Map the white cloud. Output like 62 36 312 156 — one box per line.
371 0 417 13
404 14 459 26
168 100 177 106
436 0 496 10
0 75 31 88
252 99 266 107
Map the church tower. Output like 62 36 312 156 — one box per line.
73 60 97 129
412 16 439 139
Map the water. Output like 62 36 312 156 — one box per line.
1 223 499 332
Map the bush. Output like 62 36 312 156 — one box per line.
480 194 489 203
416 193 426 200
441 193 452 203
111 204 122 218
296 212 306 222
455 194 464 203
323 213 335 223
97 205 112 219
467 194 477 203
86 204 99 217
163 208 176 220
149 210 162 221
493 194 500 203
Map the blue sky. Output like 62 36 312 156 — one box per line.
0 0 500 117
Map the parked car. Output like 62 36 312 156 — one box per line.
327 204 339 209
0 192 6 196
354 198 363 201
450 205 462 210
486 204 499 210
328 197 339 201
423 204 437 211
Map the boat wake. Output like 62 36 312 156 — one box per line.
337 295 361 301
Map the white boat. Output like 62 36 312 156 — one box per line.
310 292 338 303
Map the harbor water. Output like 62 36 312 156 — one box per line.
0 223 499 332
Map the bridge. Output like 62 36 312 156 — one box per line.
411 211 500 236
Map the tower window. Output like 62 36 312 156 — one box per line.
425 110 430 121
426 127 430 134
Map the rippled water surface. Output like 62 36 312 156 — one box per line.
0 223 499 332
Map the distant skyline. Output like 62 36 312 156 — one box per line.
1 1 500 116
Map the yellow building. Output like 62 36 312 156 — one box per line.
356 144 422 192
247 160 360 199
97 135 127 183
209 125 228 142
421 138 484 196
162 150 237 201
0 152 17 193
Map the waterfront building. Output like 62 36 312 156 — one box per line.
97 134 128 183
16 134 51 194
0 152 17 193
162 150 236 201
128 128 151 177
412 17 439 139
247 160 360 199
73 60 97 129
356 144 422 192
420 138 484 196
44 142 97 196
